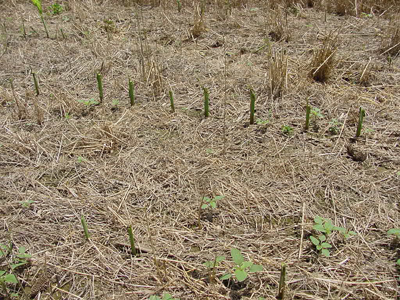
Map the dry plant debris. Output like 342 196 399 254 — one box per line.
0 0 399 299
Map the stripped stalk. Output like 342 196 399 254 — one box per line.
40 15 49 38
277 263 286 299
203 87 209 118
32 72 40 96
356 107 365 137
31 0 49 38
81 216 90 240
129 79 135 106
127 226 137 256
249 89 256 125
169 90 175 113
305 105 311 131
97 73 103 103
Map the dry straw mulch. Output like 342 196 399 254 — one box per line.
0 0 399 299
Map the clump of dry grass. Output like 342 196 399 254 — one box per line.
309 32 338 83
191 5 206 39
268 48 288 99
268 9 290 42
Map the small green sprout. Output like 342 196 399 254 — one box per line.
127 226 137 256
77 156 86 163
220 248 263 282
310 234 332 257
48 3 63 15
81 215 90 240
277 263 286 300
256 118 269 125
328 118 341 135
149 293 180 300
282 125 293 135
310 107 324 119
64 113 71 119
77 98 99 106
112 99 119 106
20 200 34 208
176 0 182 12
169 90 175 113
356 107 365 137
201 195 224 210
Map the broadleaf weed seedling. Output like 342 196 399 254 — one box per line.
149 293 180 300
48 3 63 15
220 248 263 282
201 195 224 210
0 243 31 298
282 125 293 135
310 216 356 257
329 118 342 135
77 98 99 106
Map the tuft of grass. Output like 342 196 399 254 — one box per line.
203 87 209 118
309 32 338 83
97 73 103 103
129 79 135 106
356 107 365 137
81 215 90 240
268 49 287 99
191 6 206 39
10 79 26 120
249 89 256 125
169 90 175 113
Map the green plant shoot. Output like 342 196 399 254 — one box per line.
169 90 175 113
97 73 103 103
32 72 40 96
277 263 286 299
201 195 224 210
129 79 135 106
127 226 137 256
176 0 182 12
203 87 209 118
305 105 311 131
81 215 90 240
31 0 49 38
250 89 256 125
356 107 365 137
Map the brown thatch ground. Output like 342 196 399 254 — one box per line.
0 0 399 299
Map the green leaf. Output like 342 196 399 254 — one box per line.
334 226 346 233
313 224 325 232
11 262 27 269
318 234 326 242
203 261 213 268
348 231 356 236
310 236 320 246
203 197 211 202
231 248 244 266
249 264 263 272
396 259 400 265
4 273 18 283
241 261 253 269
316 245 322 250
0 270 6 276
210 202 217 209
321 242 332 249
31 0 43 14
162 293 172 300
235 269 248 282
387 228 400 237
220 273 232 280
149 296 161 300
215 256 225 263
214 195 224 201
314 216 323 224
321 249 330 257
201 204 208 209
